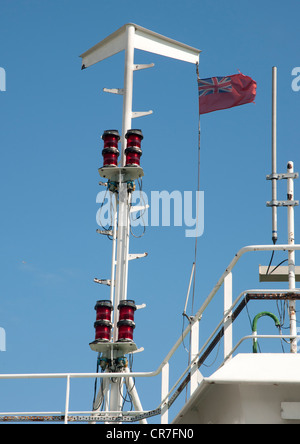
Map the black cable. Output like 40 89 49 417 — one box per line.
92 355 100 410
266 250 275 275
269 259 288 275
129 179 146 239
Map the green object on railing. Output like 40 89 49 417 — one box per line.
252 312 281 353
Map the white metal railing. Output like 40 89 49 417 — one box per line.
224 334 300 364
1 244 300 424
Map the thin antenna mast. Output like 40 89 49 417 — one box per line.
81 24 200 423
266 67 299 354
271 66 278 244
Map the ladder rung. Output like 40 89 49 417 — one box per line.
128 253 148 261
94 278 112 286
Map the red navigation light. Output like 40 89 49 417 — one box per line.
117 319 135 342
102 130 120 167
94 319 112 342
118 300 136 321
125 129 143 167
95 300 113 321
93 300 113 342
117 300 136 342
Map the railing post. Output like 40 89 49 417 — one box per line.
64 375 70 424
190 319 200 396
161 362 169 424
224 272 233 361
287 162 297 353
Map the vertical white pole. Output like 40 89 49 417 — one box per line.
113 173 125 341
121 24 135 165
64 375 70 425
114 24 135 310
224 272 233 360
271 67 278 244
110 193 118 305
124 367 147 424
190 320 199 396
110 24 135 416
287 161 297 353
109 377 124 423
161 362 169 424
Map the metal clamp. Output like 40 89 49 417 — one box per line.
266 172 299 180
266 200 299 207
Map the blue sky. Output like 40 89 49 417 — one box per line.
0 0 299 423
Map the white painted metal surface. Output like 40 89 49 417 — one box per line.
224 272 233 361
80 23 200 68
287 162 297 353
208 354 300 384
259 265 300 281
281 402 300 420
174 354 300 424
271 66 278 243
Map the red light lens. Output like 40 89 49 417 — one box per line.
94 320 112 342
125 151 141 166
102 130 120 167
102 130 120 148
95 300 113 321
125 130 143 167
126 134 142 149
117 320 135 342
102 151 119 167
118 300 136 321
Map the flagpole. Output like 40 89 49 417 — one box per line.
191 63 201 316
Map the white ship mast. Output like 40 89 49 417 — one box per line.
80 23 200 422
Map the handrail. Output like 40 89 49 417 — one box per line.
224 334 300 363
1 244 300 422
1 245 299 384
161 244 300 373
159 288 300 409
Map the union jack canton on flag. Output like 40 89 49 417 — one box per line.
198 77 232 96
198 73 256 115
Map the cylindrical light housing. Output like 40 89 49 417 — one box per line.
125 129 143 167
117 319 135 342
118 300 136 321
95 300 113 321
94 319 112 342
102 130 120 167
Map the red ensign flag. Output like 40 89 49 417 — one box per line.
198 73 257 115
